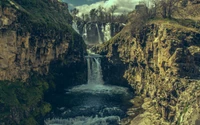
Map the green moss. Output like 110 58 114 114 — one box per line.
1 0 72 31
22 117 38 125
40 102 51 116
0 75 52 124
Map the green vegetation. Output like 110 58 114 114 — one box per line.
0 0 87 124
2 0 73 31
0 0 9 6
0 75 51 125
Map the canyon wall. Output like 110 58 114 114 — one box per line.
0 0 86 81
97 19 200 124
0 0 86 124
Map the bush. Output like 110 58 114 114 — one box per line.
0 75 51 124
181 0 188 7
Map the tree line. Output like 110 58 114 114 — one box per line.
129 0 200 34
70 5 128 23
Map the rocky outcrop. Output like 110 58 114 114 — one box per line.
97 20 200 124
0 0 85 81
0 0 86 124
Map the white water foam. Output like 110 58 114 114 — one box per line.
82 24 88 43
103 23 111 42
72 20 80 34
67 54 129 96
45 54 131 125
44 116 120 125
66 84 129 96
96 24 103 44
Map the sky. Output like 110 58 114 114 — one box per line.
62 0 148 15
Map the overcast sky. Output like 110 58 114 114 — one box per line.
62 0 148 15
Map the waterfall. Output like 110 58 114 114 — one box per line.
95 24 103 44
72 20 80 34
103 23 111 42
86 55 104 85
82 24 88 43
45 53 132 125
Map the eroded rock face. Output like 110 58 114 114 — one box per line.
0 1 86 124
0 3 85 81
97 21 200 124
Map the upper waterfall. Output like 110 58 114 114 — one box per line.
72 20 80 34
103 23 111 42
71 20 124 45
96 24 103 44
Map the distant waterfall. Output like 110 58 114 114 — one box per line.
86 55 104 85
103 23 111 42
96 24 103 44
82 24 88 43
72 20 80 34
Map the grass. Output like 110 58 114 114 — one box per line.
0 75 51 125
148 18 200 33
2 0 73 31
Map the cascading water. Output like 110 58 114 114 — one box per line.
87 56 104 85
82 24 88 43
44 54 133 125
96 24 103 44
45 19 131 125
72 20 80 34
103 23 111 42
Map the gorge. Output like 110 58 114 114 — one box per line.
0 0 200 125
44 54 133 125
44 10 133 124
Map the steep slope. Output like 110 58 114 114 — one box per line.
0 0 86 81
0 0 86 124
97 17 200 124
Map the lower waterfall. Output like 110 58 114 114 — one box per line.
86 55 104 85
44 54 133 125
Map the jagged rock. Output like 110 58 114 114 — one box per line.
0 1 85 81
97 20 200 124
0 0 86 124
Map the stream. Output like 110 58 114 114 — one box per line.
44 54 133 125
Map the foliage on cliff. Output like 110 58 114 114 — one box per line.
0 0 87 124
95 2 200 124
0 75 51 125
1 0 73 31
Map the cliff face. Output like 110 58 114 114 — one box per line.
0 0 86 124
97 19 200 124
0 0 85 81
74 21 124 44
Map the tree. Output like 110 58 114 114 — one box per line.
116 14 128 23
97 6 105 22
109 5 118 22
70 8 79 18
160 0 179 18
81 13 85 21
84 14 90 22
150 0 160 17
90 9 98 21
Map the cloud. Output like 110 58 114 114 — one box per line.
75 0 149 16
86 0 94 2
68 3 75 8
